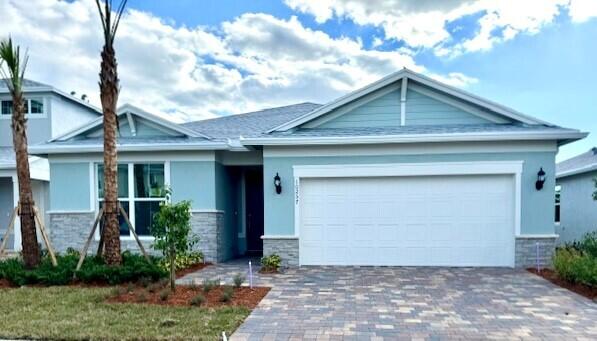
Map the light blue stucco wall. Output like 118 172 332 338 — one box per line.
170 161 216 209
215 163 240 260
49 162 91 211
556 171 597 244
263 149 556 236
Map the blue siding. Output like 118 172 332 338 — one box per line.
49 162 91 211
556 171 597 244
318 89 401 128
215 163 239 261
170 161 216 209
85 116 181 138
263 150 556 236
405 89 490 125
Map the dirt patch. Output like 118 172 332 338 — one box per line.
176 262 212 278
0 279 13 288
528 268 596 301
107 284 270 309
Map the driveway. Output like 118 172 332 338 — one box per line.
179 261 597 340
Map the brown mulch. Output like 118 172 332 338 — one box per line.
527 268 596 300
107 284 270 309
0 279 12 288
175 262 212 278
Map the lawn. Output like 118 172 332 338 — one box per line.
0 286 250 341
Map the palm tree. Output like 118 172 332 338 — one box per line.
95 0 128 265
0 38 41 268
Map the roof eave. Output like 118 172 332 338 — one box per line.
556 163 597 179
28 142 230 155
241 131 588 146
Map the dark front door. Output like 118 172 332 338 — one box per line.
245 169 264 256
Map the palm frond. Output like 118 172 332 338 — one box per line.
0 37 27 95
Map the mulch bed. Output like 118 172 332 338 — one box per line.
527 268 596 301
175 262 212 278
107 285 270 309
0 279 12 289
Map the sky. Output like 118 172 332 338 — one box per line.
1 0 596 161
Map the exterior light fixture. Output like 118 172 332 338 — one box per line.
535 167 546 190
274 173 282 194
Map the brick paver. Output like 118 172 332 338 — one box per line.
178 260 597 340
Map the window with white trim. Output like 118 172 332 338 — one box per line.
0 98 44 116
97 163 166 237
555 185 561 224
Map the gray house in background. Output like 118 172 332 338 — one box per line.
555 147 597 245
0 79 100 251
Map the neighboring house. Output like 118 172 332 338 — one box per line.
29 69 587 268
0 79 101 251
555 147 597 245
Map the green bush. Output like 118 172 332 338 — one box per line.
0 251 167 286
233 273 245 288
157 251 203 273
202 278 219 293
220 286 234 303
553 247 597 287
190 294 205 306
260 254 282 272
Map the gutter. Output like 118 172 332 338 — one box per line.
28 142 231 155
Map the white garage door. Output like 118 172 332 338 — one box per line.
299 175 515 267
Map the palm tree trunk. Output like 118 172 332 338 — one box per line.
99 43 122 265
12 93 41 268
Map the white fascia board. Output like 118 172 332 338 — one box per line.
49 115 104 142
28 142 230 155
6 86 102 114
242 130 588 146
556 163 597 179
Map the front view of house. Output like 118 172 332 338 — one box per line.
30 69 587 268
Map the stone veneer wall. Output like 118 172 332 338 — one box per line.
515 236 556 268
263 238 299 267
49 211 226 261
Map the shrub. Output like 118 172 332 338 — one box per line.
260 254 282 272
233 273 245 288
553 247 597 287
159 289 171 301
202 278 219 293
147 282 161 293
190 294 205 306
578 231 597 258
136 292 148 303
220 286 234 302
157 251 203 273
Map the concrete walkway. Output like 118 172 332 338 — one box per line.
178 261 597 340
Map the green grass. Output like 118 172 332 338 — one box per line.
0 287 250 340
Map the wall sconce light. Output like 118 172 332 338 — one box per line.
274 173 282 194
535 167 546 190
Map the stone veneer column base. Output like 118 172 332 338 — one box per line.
515 236 557 268
263 238 299 267
191 211 225 263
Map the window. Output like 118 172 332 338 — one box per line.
0 98 44 116
555 185 561 224
97 163 166 237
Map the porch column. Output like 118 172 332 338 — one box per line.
12 175 21 251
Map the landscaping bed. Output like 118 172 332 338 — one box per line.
108 284 270 308
528 268 596 300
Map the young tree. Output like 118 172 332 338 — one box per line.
0 38 41 268
152 194 193 292
94 0 128 265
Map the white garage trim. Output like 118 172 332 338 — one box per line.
293 161 524 248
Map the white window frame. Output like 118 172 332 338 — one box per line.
0 96 47 119
94 161 170 241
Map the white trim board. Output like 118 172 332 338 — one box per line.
292 161 524 240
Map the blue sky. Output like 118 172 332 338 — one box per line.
2 0 596 161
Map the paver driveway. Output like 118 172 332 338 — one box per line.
179 260 597 340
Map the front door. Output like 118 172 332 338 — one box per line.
245 169 264 256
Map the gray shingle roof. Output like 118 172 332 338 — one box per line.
183 102 321 139
0 78 51 91
556 147 597 178
261 124 579 139
45 136 215 146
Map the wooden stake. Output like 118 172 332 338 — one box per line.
0 206 19 256
119 204 150 262
75 208 104 272
33 206 57 267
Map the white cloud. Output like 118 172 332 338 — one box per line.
0 0 476 122
286 0 597 57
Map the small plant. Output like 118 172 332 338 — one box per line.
136 292 148 303
190 294 206 306
189 283 199 291
159 289 171 301
147 283 161 293
126 283 136 293
110 286 127 297
220 286 234 303
233 273 245 288
260 254 282 273
202 278 219 293
138 276 152 288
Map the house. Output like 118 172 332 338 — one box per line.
29 69 587 268
0 79 101 251
555 148 597 245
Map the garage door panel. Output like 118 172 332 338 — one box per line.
299 175 515 267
